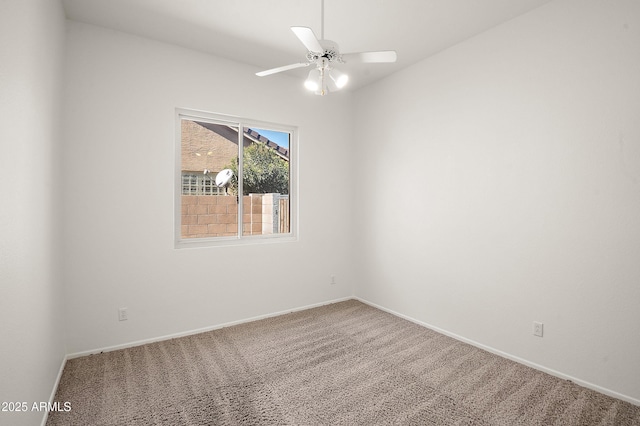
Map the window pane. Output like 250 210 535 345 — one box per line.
180 119 239 239
241 127 290 236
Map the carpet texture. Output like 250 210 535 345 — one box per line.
48 300 640 425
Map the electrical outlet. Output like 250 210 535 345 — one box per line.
330 275 336 285
533 321 543 337
118 307 128 321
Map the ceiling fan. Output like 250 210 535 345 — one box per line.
255 0 397 96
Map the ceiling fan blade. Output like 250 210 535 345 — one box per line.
256 62 310 77
342 51 397 64
291 26 324 53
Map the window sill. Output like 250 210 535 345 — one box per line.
174 233 298 249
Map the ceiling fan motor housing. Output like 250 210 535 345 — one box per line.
306 40 343 64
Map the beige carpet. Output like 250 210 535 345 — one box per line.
48 300 640 425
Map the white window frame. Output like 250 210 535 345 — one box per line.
175 108 298 248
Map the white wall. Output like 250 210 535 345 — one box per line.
353 0 640 403
61 22 354 354
0 0 67 425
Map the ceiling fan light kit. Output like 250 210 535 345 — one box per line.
303 57 348 96
255 0 396 96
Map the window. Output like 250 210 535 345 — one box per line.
175 109 296 247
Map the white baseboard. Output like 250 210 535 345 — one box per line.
354 296 640 407
66 296 353 360
40 354 68 426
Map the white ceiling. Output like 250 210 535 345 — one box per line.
62 0 553 91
